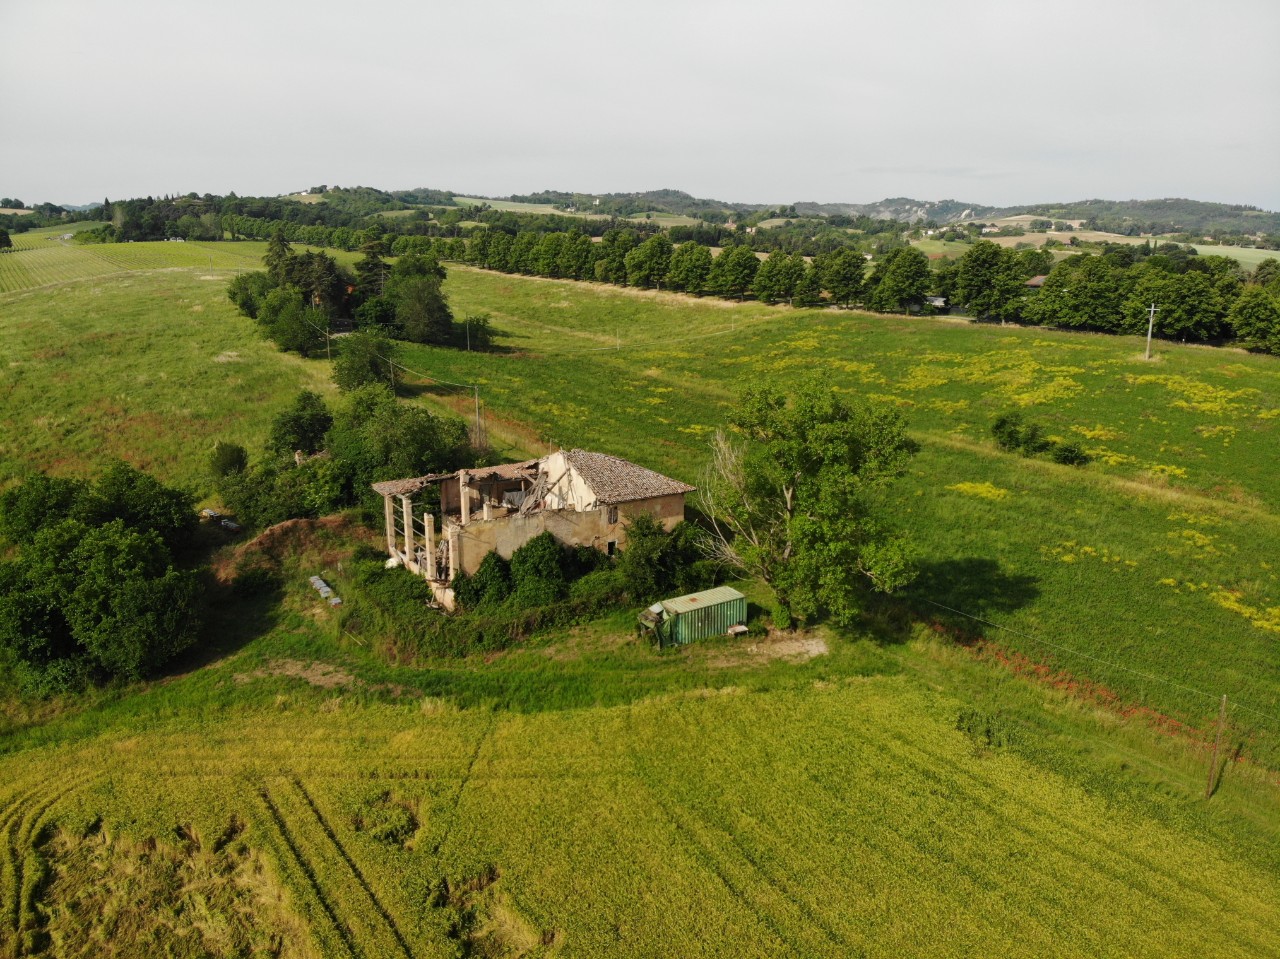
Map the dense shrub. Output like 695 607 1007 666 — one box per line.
215 385 473 528
0 475 87 545
0 468 204 691
1051 442 1090 466
616 515 716 602
209 441 248 478
452 552 513 611
991 413 1088 467
267 391 333 456
510 533 569 608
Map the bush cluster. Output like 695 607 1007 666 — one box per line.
991 413 1089 467
213 385 472 529
0 465 203 691
348 518 717 658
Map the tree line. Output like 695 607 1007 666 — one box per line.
939 240 1280 352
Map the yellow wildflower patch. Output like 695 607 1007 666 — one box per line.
1072 424 1123 441
1195 424 1237 440
1086 448 1136 467
1208 589 1280 634
1146 463 1188 479
1124 373 1260 417
946 482 1009 501
1167 510 1218 527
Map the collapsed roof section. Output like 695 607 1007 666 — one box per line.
371 450 693 506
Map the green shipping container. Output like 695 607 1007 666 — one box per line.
657 586 747 648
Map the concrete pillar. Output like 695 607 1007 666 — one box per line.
424 513 436 580
383 495 396 556
448 529 460 581
400 495 414 567
482 500 492 521
459 471 470 526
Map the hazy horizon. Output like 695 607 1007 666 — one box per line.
3 0 1277 211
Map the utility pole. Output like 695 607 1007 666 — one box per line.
1205 694 1228 799
1145 303 1159 361
325 316 331 363
465 315 471 352
473 386 483 448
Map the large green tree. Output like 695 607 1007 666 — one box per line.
1023 255 1130 331
818 249 866 307
707 245 760 300
700 382 916 626
667 241 713 294
954 240 1024 322
334 330 399 392
625 234 673 289
1228 285 1280 352
866 247 931 313
752 251 805 304
263 228 293 285
386 253 452 344
268 390 334 455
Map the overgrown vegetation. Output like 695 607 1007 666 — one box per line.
214 385 472 528
0 464 203 691
991 412 1090 465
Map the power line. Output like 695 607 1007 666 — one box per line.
920 598 1280 727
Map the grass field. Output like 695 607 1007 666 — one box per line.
391 267 1280 763
626 212 703 227
452 196 607 219
0 268 333 492
2 242 1279 955
1184 244 1279 270
0 513 1277 958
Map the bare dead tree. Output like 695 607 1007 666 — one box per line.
696 429 792 587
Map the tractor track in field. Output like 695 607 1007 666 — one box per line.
626 744 848 956
1 772 97 942
289 777 415 959
0 784 47 937
429 715 495 858
257 783 360 959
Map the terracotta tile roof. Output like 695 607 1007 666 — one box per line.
467 459 541 482
370 459 540 498
372 453 693 506
370 474 451 497
564 449 695 505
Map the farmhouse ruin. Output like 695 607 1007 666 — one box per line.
372 449 694 609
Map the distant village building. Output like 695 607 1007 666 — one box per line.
1025 275 1048 288
373 449 694 609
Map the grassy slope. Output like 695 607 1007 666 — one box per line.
397 267 1280 761
1 244 1278 955
2 547 1277 957
0 265 333 493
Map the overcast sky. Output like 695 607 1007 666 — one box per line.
3 0 1277 210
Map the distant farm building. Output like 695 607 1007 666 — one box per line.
373 449 694 609
1025 275 1048 288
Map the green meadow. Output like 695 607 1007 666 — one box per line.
1 242 1279 956
1 516 1277 957
0 268 333 491
398 267 1280 760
